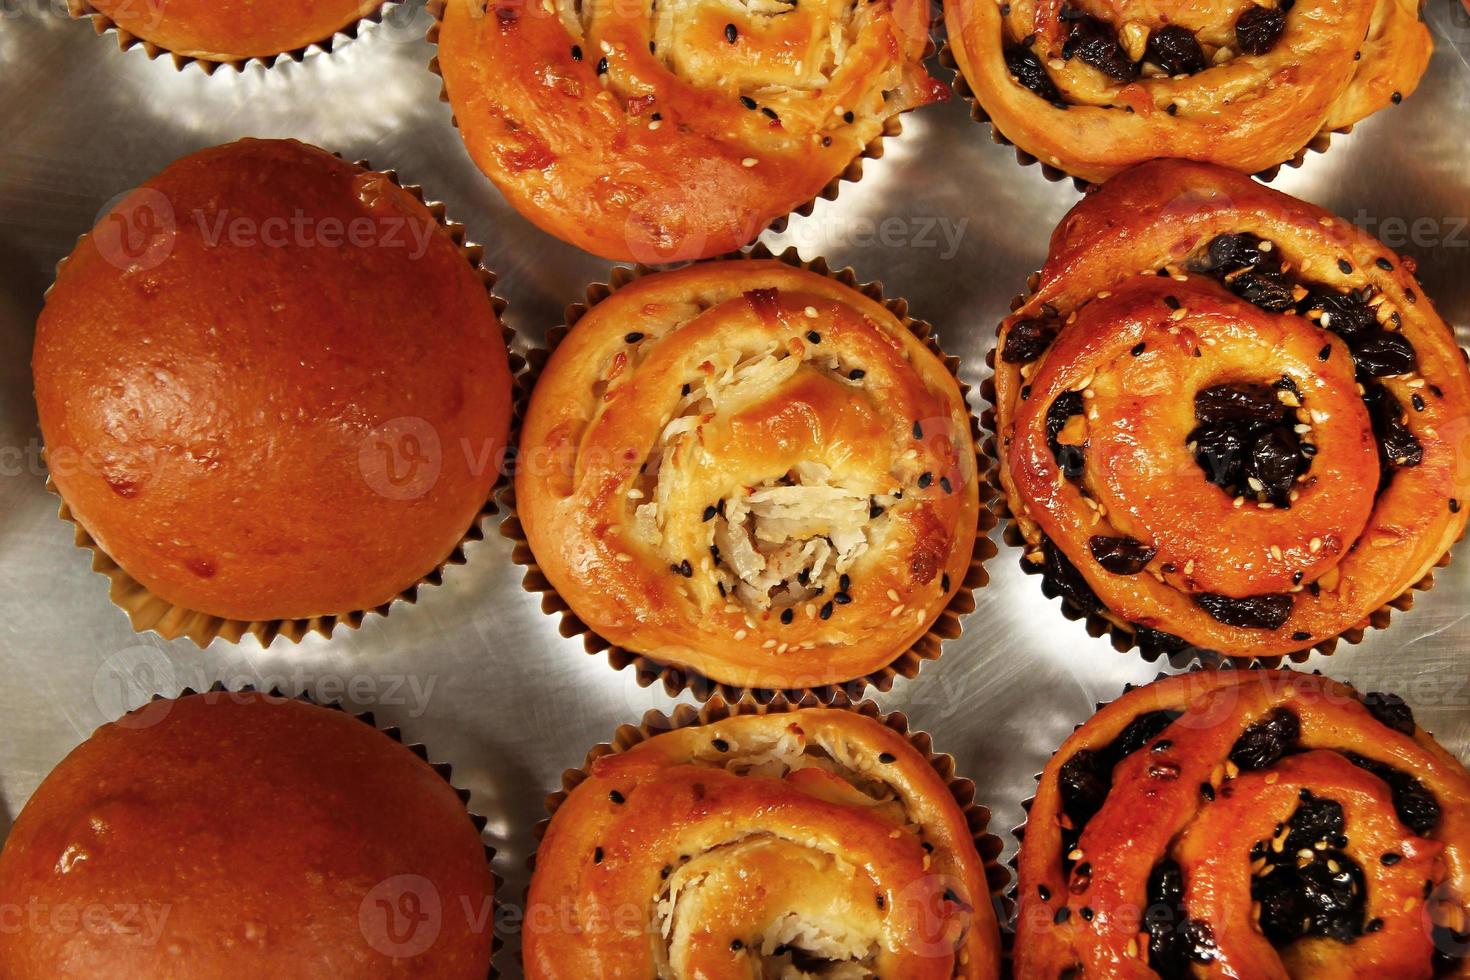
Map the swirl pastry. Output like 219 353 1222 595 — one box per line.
515 258 983 692
992 160 1470 658
72 0 385 65
944 0 1432 182
1015 670 1470 978
524 704 1002 978
432 0 946 262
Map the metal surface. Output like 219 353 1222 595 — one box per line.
0 3 1468 972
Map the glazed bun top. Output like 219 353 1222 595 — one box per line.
33 138 513 624
84 0 385 62
0 691 494 979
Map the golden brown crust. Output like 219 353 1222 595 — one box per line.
33 138 513 624
75 0 385 62
992 160 1470 658
515 259 980 691
945 0 1431 183
1015 670 1470 978
524 706 1001 979
433 0 946 262
0 691 494 979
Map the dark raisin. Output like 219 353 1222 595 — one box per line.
1002 315 1062 364
1196 592 1294 630
1109 710 1181 762
1229 707 1301 769
1146 26 1207 75
1190 424 1247 491
1192 233 1269 274
1236 5 1287 55
1362 691 1416 735
1296 856 1367 942
1004 43 1062 102
1058 749 1110 828
1345 753 1441 835
1301 288 1377 336
1363 383 1423 472
1230 268 1296 311
1245 425 1305 506
1284 795 1344 852
1089 535 1158 574
1194 383 1287 425
1136 626 1190 655
1349 330 1418 378
1046 391 1087 480
1254 870 1308 946
1063 14 1140 81
1042 538 1100 614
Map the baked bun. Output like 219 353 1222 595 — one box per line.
1015 670 1470 977
992 160 1470 659
524 705 1002 978
945 0 1431 182
33 138 513 626
0 690 494 979
515 259 981 692
75 0 385 64
432 0 946 262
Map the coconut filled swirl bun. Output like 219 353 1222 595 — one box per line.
991 160 1470 659
1015 670 1470 978
432 0 946 262
524 705 1002 979
944 0 1432 182
515 259 982 693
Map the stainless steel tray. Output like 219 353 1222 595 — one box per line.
1 2 1468 971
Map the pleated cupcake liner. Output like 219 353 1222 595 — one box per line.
67 0 401 74
497 242 998 704
526 692 1013 974
43 159 524 647
980 273 1458 669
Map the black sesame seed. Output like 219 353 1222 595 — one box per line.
650 112 662 122
913 421 923 439
1200 782 1215 801
1020 385 1032 401
1452 499 1462 514
594 847 604 863
1376 257 1394 271
840 574 851 591
780 607 794 625
725 22 738 43
941 574 951 592
1366 917 1384 933
712 738 729 752
624 331 643 343
1392 91 1403 104
1382 853 1402 865
1080 907 1095 921
1292 571 1304 585
710 544 721 564
1413 393 1426 412
1338 259 1353 274
807 330 821 344
879 752 896 764
940 476 953 494
844 111 855 123
762 107 779 121
730 938 744 951
1038 884 1051 901
819 601 834 620
876 894 886 910
703 505 717 522
1164 295 1181 310
918 472 933 489
1131 342 1146 356
1166 103 1179 115
596 57 608 75
681 383 691 396
849 368 866 380
821 136 833 147
1292 631 1311 641
740 95 757 110
869 501 884 519
660 865 671 879
834 591 852 605
1054 907 1071 924
1319 345 1332 361
610 790 625 804
571 45 583 61
677 559 693 577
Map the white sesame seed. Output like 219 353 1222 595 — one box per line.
741 158 758 168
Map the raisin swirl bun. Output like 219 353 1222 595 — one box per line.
524 703 1003 978
514 258 984 693
991 160 1470 659
431 0 946 262
1015 670 1470 978
944 0 1432 182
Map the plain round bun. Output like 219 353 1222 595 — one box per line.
83 0 386 62
33 138 513 623
0 691 494 979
